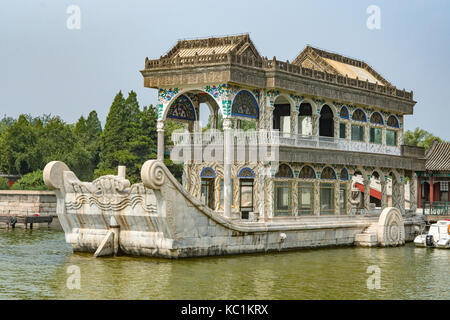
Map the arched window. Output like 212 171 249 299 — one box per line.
238 167 254 219
340 106 349 119
370 112 384 125
386 115 399 146
231 91 259 119
320 167 336 215
339 168 348 215
369 112 383 144
351 109 366 142
238 167 255 178
352 109 367 122
275 164 294 178
340 168 349 180
200 167 216 178
387 115 399 128
274 164 293 216
298 166 315 215
298 166 316 179
298 103 313 135
200 167 216 209
321 167 336 179
167 94 196 121
319 105 334 137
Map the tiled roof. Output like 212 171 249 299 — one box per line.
162 34 260 59
292 46 391 86
425 141 450 171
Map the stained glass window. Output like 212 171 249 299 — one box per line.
387 115 399 128
321 167 336 180
231 91 259 119
167 94 196 121
275 164 294 178
298 166 316 179
352 109 367 122
370 112 383 125
340 106 349 119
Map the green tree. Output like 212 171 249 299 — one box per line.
1 115 41 175
96 91 151 183
0 177 10 190
404 128 443 151
11 170 47 190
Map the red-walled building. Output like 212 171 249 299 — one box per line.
417 141 450 208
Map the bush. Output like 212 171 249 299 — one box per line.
11 170 47 190
0 177 10 190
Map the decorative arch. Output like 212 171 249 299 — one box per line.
299 165 316 179
319 105 334 137
166 94 196 121
298 102 313 116
339 106 349 119
231 90 259 119
200 167 216 178
352 108 367 122
387 115 399 128
238 167 255 179
275 164 294 178
370 112 384 125
340 168 349 180
321 167 337 179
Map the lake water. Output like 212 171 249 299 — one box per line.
0 229 448 300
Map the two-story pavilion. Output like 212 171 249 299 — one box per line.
141 34 425 220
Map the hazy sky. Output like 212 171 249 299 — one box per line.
1 0 449 139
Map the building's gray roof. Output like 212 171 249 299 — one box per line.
425 141 450 171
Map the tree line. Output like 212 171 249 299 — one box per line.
0 91 183 190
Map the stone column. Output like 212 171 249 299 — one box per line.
258 166 266 221
346 122 351 141
291 110 299 134
157 120 165 161
399 175 405 215
363 175 371 213
381 178 387 210
314 180 320 216
293 180 298 216
334 181 340 215
382 127 386 146
334 117 339 139
223 118 233 218
410 173 417 212
267 105 275 131
312 114 319 136
267 177 274 219
346 181 352 215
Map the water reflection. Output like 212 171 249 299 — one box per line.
0 229 448 300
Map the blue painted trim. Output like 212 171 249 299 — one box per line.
387 115 399 128
238 167 255 178
339 106 350 119
200 167 216 178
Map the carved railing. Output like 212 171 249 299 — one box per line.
145 53 414 101
171 131 402 156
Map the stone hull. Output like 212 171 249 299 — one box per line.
44 160 423 259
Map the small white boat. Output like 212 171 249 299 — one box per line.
414 220 450 249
